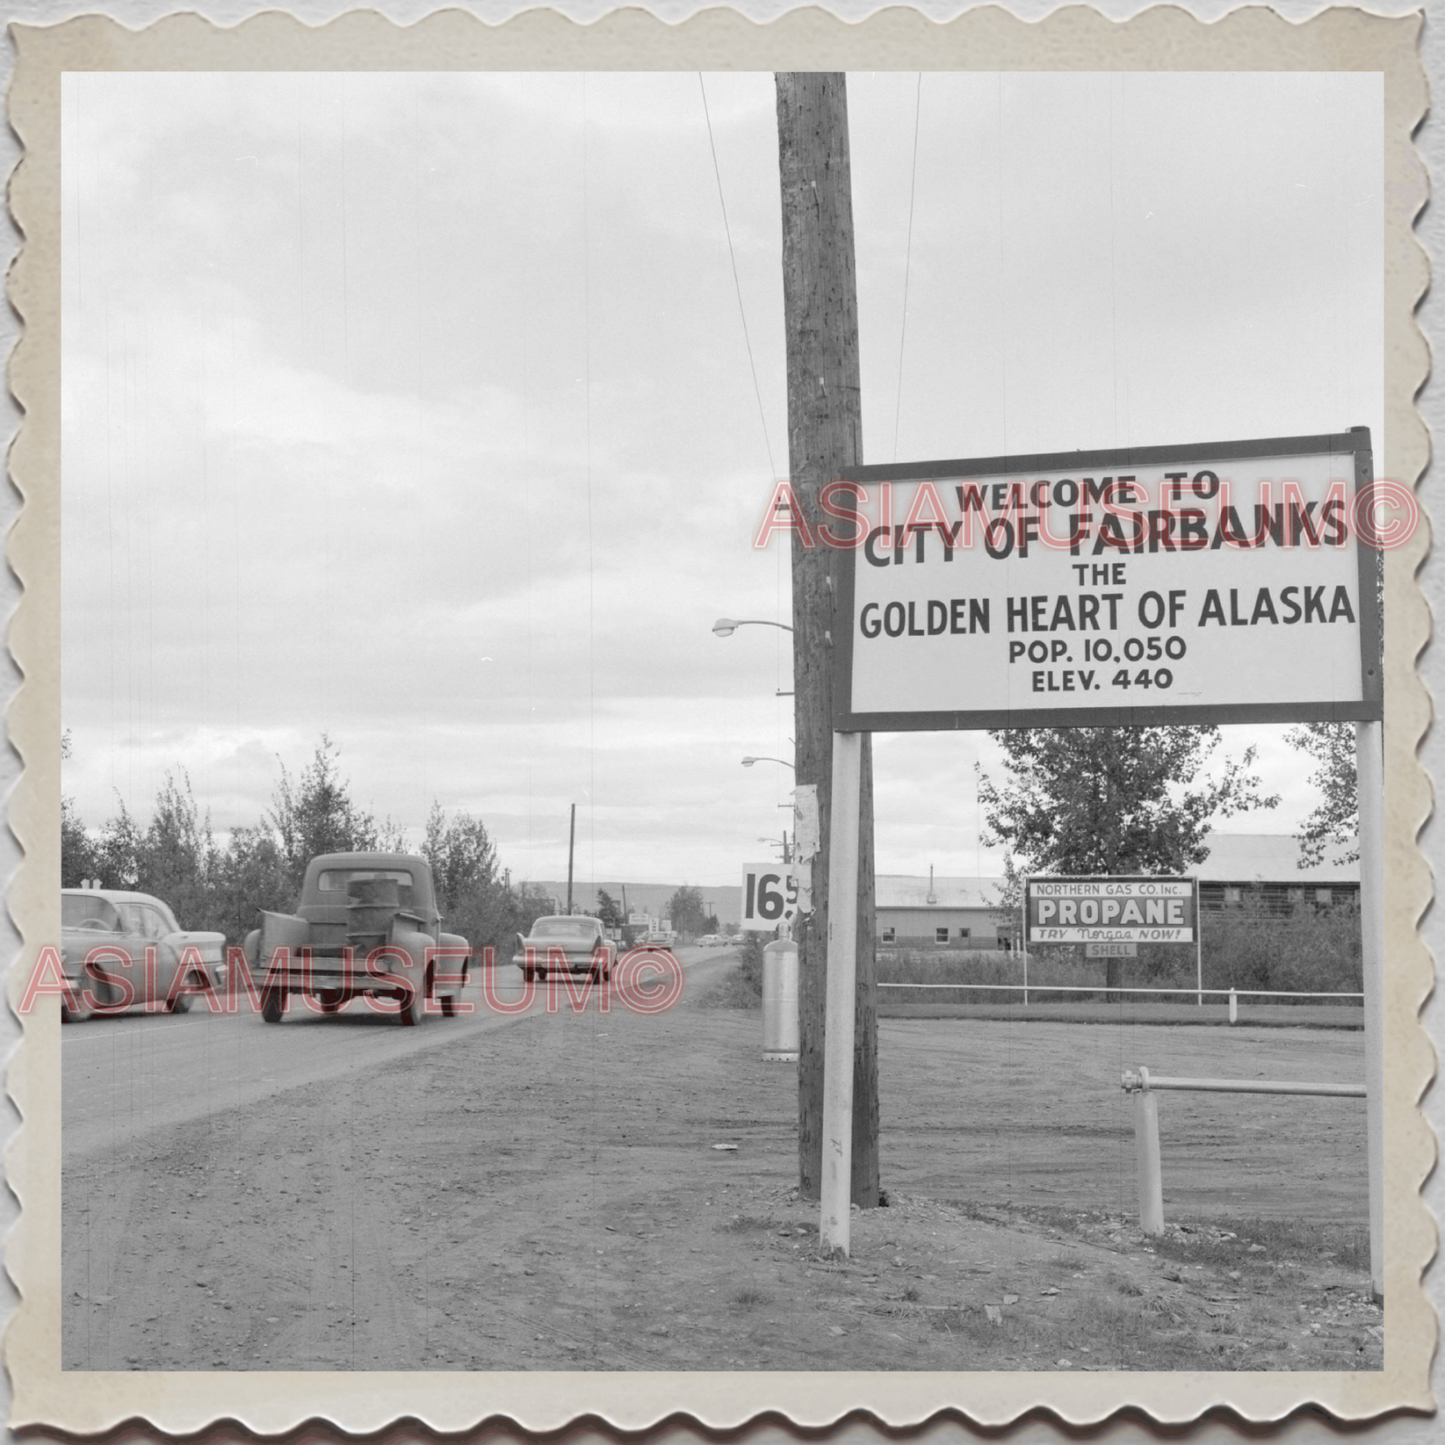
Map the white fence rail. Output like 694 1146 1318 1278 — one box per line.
878 981 1362 1018
1120 1063 1366 1233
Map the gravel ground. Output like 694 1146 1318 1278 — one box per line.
63 960 1380 1372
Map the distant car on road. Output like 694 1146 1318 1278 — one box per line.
60 889 227 1022
512 915 612 983
241 852 469 1025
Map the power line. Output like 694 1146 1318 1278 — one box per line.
699 74 777 484
893 73 922 463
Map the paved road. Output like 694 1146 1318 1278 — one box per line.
62 945 733 1160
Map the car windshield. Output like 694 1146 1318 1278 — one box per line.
529 919 598 941
62 895 122 931
318 869 414 893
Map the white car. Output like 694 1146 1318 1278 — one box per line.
60 889 227 1021
512 915 612 982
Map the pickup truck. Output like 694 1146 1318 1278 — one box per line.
242 852 469 1025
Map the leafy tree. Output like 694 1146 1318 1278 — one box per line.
667 885 709 940
135 770 220 930
93 798 143 890
61 795 97 888
1286 722 1358 867
979 726 1279 987
511 882 556 941
422 802 521 962
595 889 625 931
60 730 97 887
212 823 293 940
267 735 379 892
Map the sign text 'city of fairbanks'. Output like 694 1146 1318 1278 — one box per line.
824 434 1380 729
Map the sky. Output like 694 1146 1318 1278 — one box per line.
60 69 1384 889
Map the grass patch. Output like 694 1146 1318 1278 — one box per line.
1150 1217 1369 1271
731 1288 769 1308
696 968 762 1010
697 937 764 1010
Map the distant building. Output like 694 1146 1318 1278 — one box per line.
1193 833 1359 914
875 870 1009 950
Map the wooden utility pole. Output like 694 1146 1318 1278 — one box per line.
566 802 577 913
775 72 880 1207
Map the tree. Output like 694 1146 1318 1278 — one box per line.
595 890 625 931
511 882 555 941
667 885 709 940
135 770 220 931
61 794 97 888
978 727 1279 987
60 730 98 887
214 823 292 941
93 798 143 890
267 736 379 892
1286 722 1358 866
422 802 517 961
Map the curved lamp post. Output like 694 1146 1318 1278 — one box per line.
713 618 794 636
742 756 795 771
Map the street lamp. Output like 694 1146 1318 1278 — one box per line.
742 756 795 770
712 617 794 636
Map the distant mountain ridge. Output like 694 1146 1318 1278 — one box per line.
519 881 744 928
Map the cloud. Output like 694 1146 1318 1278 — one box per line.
62 71 1378 885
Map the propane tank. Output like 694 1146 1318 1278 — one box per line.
762 928 800 1062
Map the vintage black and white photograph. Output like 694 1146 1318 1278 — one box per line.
45 46 1408 1400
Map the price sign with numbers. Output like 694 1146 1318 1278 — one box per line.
740 862 805 931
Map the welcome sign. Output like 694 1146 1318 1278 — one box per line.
833 431 1382 730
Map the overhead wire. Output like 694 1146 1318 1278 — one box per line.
892 73 923 463
699 73 777 486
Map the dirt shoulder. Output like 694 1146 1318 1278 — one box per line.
63 963 1381 1372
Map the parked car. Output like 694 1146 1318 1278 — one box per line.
60 889 227 1022
241 852 470 1026
512 915 612 982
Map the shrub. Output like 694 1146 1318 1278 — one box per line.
738 934 765 998
877 898 1362 1004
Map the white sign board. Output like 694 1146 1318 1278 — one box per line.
740 862 807 931
1028 877 1197 944
835 433 1380 729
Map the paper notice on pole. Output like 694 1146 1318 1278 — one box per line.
795 858 813 919
793 784 820 859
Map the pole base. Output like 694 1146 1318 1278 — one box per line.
763 1051 800 1062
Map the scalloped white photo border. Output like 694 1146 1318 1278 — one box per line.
3 5 1432 1434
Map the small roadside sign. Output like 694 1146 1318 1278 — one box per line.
740 862 806 931
1086 941 1138 958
